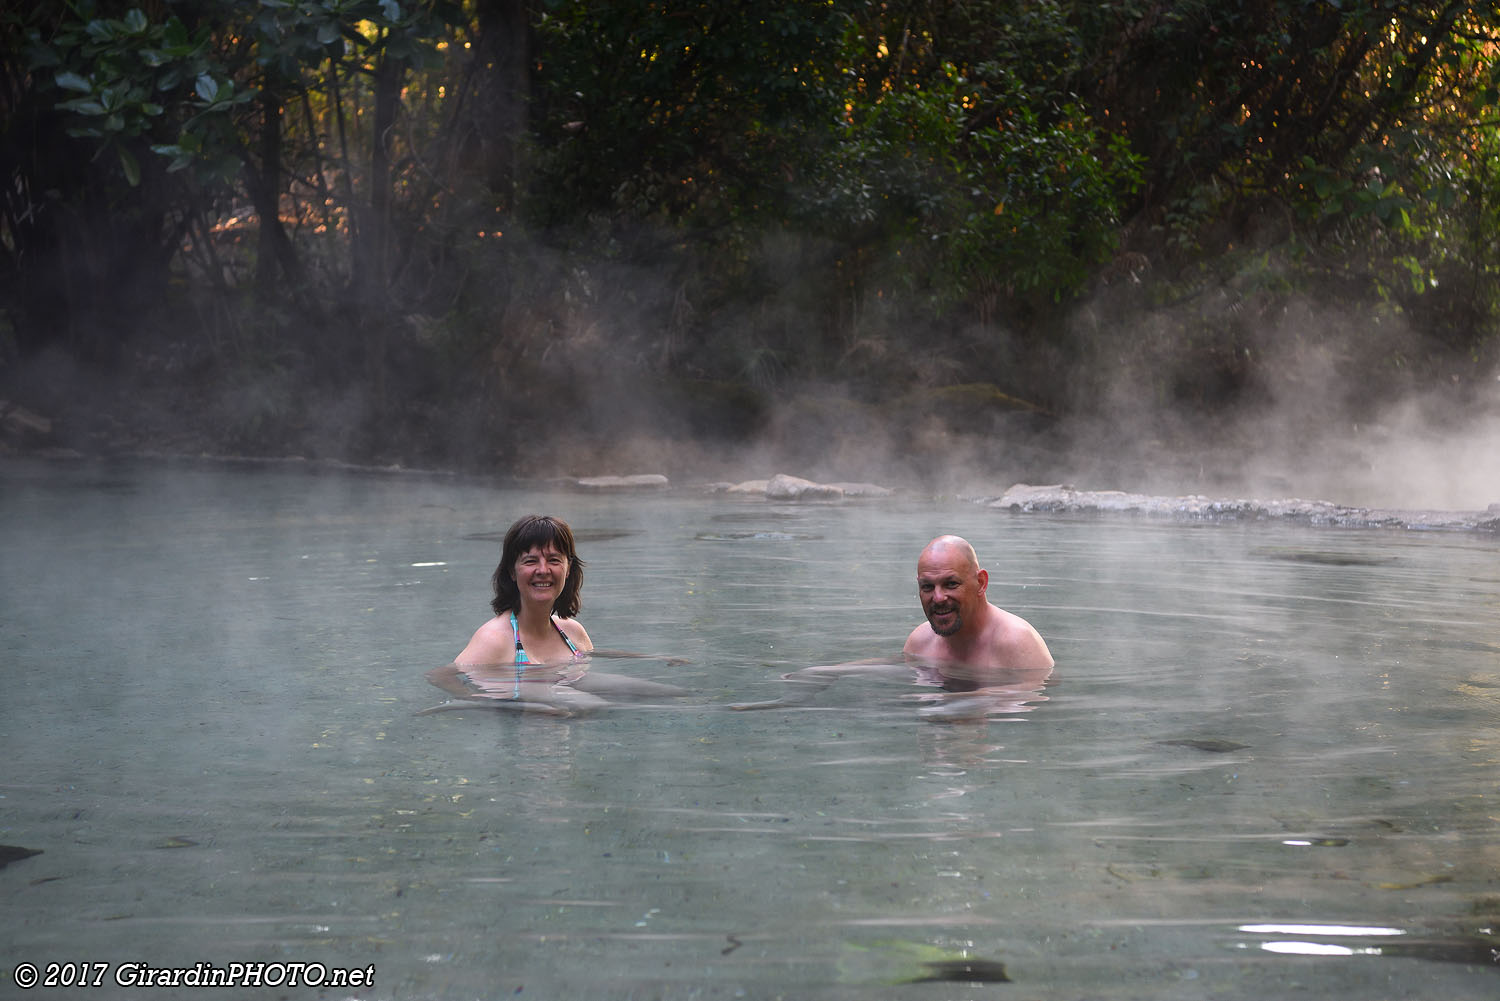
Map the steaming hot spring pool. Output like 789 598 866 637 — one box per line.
1 458 1497 999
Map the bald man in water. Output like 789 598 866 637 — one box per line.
731 534 1052 715
904 534 1053 679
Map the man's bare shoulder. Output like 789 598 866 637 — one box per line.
985 606 1053 669
902 621 937 656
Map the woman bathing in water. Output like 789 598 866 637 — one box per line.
422 514 684 716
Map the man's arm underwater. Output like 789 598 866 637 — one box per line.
727 657 911 710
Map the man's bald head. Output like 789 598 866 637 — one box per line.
919 535 979 573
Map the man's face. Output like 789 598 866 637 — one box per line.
917 547 986 637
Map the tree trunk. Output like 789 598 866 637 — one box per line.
362 48 404 304
250 83 302 296
471 0 531 200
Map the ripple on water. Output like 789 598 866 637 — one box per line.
709 511 807 523
462 528 639 543
694 531 823 542
1251 546 1399 567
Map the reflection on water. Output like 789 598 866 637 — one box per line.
1 458 1497 999
694 530 823 541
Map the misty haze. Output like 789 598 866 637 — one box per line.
2 4 1498 999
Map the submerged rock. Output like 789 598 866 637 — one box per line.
695 530 821 542
1253 547 1396 567
155 836 199 849
906 958 1012 985
1157 738 1250 753
838 939 1013 987
0 845 43 869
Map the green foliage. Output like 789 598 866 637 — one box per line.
23 0 456 188
806 78 1139 303
949 98 1141 300
528 0 846 229
2 0 1498 439
244 0 455 76
24 4 239 185
802 8 1142 311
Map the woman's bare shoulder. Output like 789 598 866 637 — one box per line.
555 616 593 652
456 615 514 665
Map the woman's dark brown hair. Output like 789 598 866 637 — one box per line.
490 515 586 617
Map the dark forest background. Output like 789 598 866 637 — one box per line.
2 1 1498 493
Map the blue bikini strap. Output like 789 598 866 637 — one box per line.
509 611 530 665
511 610 578 660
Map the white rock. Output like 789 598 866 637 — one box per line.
573 474 669 491
766 473 844 501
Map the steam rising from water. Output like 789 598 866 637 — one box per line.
6 254 1495 514
1238 400 1500 511
1068 292 1500 512
1053 387 1500 512
549 268 1500 513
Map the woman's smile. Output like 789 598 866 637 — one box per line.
514 543 570 598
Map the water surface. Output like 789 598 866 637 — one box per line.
1 458 1496 999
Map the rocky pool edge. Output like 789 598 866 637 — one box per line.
6 451 1499 534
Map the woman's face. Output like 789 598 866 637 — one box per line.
512 543 570 606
